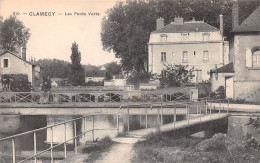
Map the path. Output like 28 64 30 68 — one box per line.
95 137 141 163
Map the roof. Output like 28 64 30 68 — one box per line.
0 50 35 66
211 62 234 73
232 6 260 33
152 21 219 34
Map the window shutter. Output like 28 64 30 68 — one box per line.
245 48 252 67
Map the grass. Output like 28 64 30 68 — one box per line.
132 132 260 163
82 136 117 162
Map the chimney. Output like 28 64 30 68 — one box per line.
174 17 184 25
219 14 224 37
22 46 26 60
156 17 164 30
232 0 239 29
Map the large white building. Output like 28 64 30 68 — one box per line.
148 16 229 82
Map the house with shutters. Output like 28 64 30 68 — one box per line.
211 4 260 101
0 50 42 91
148 16 229 83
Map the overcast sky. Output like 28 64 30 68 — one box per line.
1 0 120 65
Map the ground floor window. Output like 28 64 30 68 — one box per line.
253 50 260 67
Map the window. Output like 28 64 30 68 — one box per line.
4 59 8 68
160 34 167 42
203 33 210 41
252 50 260 67
161 52 166 62
182 33 188 41
182 51 188 62
203 50 209 62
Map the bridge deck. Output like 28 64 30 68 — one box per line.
127 113 229 137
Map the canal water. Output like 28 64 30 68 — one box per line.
0 113 257 163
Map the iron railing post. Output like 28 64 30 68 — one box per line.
51 127 53 163
74 121 77 154
187 104 189 125
34 132 37 163
210 102 212 120
200 102 202 123
12 138 16 163
219 101 221 117
174 104 176 129
117 115 119 132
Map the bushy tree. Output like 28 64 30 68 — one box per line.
162 64 194 87
0 16 30 52
1 74 31 92
68 42 85 86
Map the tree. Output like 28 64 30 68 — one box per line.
105 62 121 80
68 42 85 86
162 64 194 87
0 16 30 52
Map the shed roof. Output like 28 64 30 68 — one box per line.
211 62 234 73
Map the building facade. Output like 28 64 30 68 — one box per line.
231 6 260 101
0 50 42 90
148 17 229 83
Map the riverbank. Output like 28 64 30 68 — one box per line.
132 132 260 163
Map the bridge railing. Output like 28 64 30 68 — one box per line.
0 115 120 163
0 89 191 104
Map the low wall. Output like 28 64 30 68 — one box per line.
209 102 260 113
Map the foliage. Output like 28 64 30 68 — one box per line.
210 86 225 99
0 16 30 52
85 81 104 86
41 77 51 92
127 71 152 85
37 59 70 79
105 62 121 80
68 42 85 86
1 74 31 92
162 64 194 87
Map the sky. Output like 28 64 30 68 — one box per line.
1 0 120 65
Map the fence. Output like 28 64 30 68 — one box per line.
0 90 191 104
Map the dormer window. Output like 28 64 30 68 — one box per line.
203 33 210 41
160 34 167 42
182 33 189 41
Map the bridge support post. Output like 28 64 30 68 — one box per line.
160 104 163 125
117 115 119 132
145 106 148 128
205 98 208 115
83 117 86 143
127 107 130 132
12 138 16 163
74 121 77 154
227 100 229 114
92 116 95 141
174 105 176 128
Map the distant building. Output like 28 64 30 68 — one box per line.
148 16 229 83
0 50 42 90
50 78 63 87
85 77 105 83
